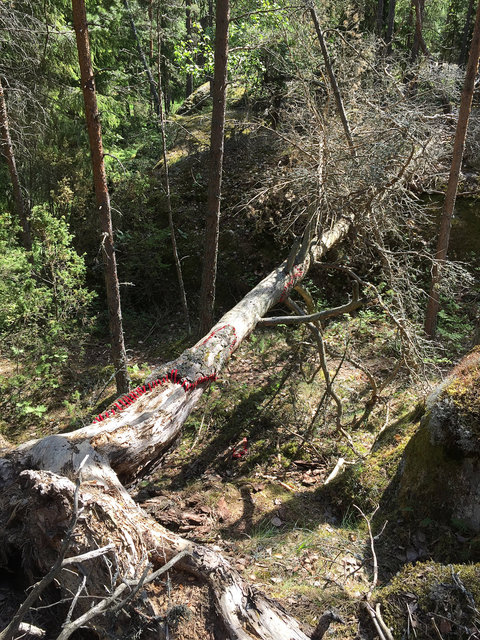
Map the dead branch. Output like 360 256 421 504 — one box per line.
354 504 394 640
0 458 92 640
56 551 189 640
258 282 365 326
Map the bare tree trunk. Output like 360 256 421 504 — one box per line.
309 6 356 157
185 0 194 98
376 0 385 36
123 0 161 115
157 12 191 331
459 0 475 65
411 0 429 60
0 77 32 252
0 216 352 640
385 0 396 52
425 0 480 338
148 0 154 62
199 0 230 334
72 0 130 394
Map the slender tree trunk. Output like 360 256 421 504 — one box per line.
376 0 385 36
386 0 396 52
72 0 130 394
411 0 429 60
208 0 214 27
309 6 356 157
0 77 32 252
459 0 475 65
123 0 161 115
185 0 194 97
425 0 480 338
199 0 229 334
148 0 154 62
157 11 191 331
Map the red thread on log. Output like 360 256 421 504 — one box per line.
279 265 304 303
91 371 218 424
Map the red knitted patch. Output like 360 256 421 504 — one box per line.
92 369 218 423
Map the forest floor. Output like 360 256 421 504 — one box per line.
2 92 480 639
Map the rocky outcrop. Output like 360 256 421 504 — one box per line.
397 348 480 531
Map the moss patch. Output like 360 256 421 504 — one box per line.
378 562 480 639
322 405 424 515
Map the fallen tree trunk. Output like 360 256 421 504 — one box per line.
0 215 352 640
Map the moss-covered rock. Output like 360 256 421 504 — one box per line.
322 404 424 515
397 349 480 532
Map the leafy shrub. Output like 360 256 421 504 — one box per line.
0 206 95 431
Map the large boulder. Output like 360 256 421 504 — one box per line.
176 82 211 115
397 348 480 531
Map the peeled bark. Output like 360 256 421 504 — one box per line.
0 77 32 252
72 0 130 394
0 216 351 639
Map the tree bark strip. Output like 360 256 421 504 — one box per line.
425 0 480 337
0 77 32 252
72 0 130 394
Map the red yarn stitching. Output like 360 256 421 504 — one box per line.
200 323 238 353
279 265 304 303
91 325 239 424
92 369 218 423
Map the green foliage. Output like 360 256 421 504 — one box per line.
174 21 214 84
436 298 474 352
0 207 95 430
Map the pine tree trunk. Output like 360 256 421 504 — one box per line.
411 0 429 60
0 77 32 252
72 0 130 394
386 0 396 52
148 0 154 62
459 0 475 65
425 0 480 338
199 0 230 334
376 0 385 36
157 16 190 330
